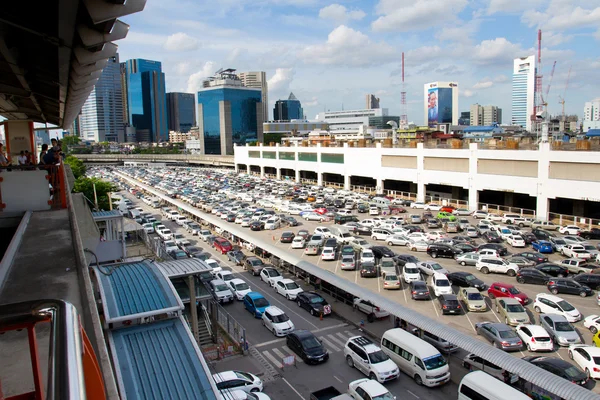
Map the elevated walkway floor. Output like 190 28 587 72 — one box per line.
0 209 82 397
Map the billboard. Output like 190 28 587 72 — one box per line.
438 88 453 124
427 88 438 127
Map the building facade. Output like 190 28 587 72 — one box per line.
459 111 470 126
79 54 124 142
264 120 329 136
273 92 303 121
366 94 380 109
237 71 268 122
423 82 459 127
470 104 502 126
169 131 191 143
198 69 263 155
583 99 600 132
511 56 536 132
166 92 196 133
316 108 389 131
123 58 168 143
368 116 400 129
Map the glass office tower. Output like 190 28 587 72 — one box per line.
123 59 168 142
273 92 303 121
166 92 196 133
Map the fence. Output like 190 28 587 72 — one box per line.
477 203 536 218
300 178 318 185
322 181 345 189
425 195 469 208
138 228 174 260
351 185 376 195
548 212 600 230
384 190 417 202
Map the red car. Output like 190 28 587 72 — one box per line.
213 237 233 254
314 207 328 215
440 205 455 213
487 282 529 305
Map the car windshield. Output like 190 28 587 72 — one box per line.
368 350 390 364
423 354 447 370
465 275 476 281
499 330 518 339
554 239 566 245
372 393 395 400
557 300 575 312
508 287 520 294
468 293 483 300
268 269 281 277
285 282 300 290
310 296 325 304
554 321 573 332
301 336 322 349
431 263 443 271
405 267 419 274
272 314 290 323
235 283 249 291
385 275 398 281
506 304 524 312
215 284 229 292
250 259 263 266
436 279 450 287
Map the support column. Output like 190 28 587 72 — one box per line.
451 186 460 200
276 168 281 180
246 164 251 174
536 196 549 221
416 142 425 202
417 182 425 202
504 192 514 207
468 143 479 211
468 189 479 212
260 166 265 178
376 178 384 194
344 175 351 191
295 169 300 183
235 164 239 173
317 172 323 187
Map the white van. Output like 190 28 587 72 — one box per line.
458 371 530 400
381 328 451 387
330 226 354 244
432 273 452 297
371 197 391 208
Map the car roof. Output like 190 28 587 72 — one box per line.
451 271 471 277
541 313 568 321
246 292 265 299
264 306 284 315
440 294 457 300
491 282 513 288
290 329 315 339
519 324 550 335
535 293 563 302
500 297 522 304
229 278 245 285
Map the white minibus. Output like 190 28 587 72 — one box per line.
458 371 530 400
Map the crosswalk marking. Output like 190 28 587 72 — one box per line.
326 334 347 348
319 336 341 352
262 350 283 368
272 348 287 359
337 332 353 343
282 346 303 363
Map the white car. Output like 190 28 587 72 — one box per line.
472 210 488 219
303 212 325 222
343 336 399 383
262 306 295 337
206 259 221 274
314 226 333 238
418 261 448 276
347 379 394 400
568 345 600 380
142 223 154 233
407 232 427 241
172 232 190 247
260 267 284 287
241 218 252 227
402 263 422 283
275 279 303 300
216 270 235 283
475 258 519 276
561 244 592 259
264 218 280 230
321 247 336 261
291 236 306 249
360 219 379 228
426 231 446 242
163 240 179 253
212 371 263 393
506 235 526 248
228 278 252 300
559 225 582 235
387 235 410 246
515 324 554 352
360 250 376 264
371 229 393 241
408 239 429 252
424 203 442 211
583 315 600 334
410 201 426 209
158 228 173 241
533 293 582 322
220 389 271 400
369 207 380 216
176 216 189 226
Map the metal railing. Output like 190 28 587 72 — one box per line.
425 195 469 208
322 181 345 189
0 299 86 400
300 178 318 185
350 185 376 195
477 203 536 218
548 212 600 229
384 190 417 202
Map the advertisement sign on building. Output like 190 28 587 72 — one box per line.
427 88 438 127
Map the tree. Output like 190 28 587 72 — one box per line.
64 155 86 179
72 177 117 211
61 135 81 154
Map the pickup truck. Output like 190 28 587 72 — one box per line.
310 387 353 400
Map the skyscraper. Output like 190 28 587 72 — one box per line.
273 92 303 121
166 92 196 133
511 55 536 132
79 54 124 142
237 71 268 122
198 69 263 155
470 104 502 126
123 59 168 142
366 94 380 109
423 82 459 127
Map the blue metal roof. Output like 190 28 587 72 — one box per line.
92 210 123 219
95 261 183 325
586 129 600 137
109 317 218 400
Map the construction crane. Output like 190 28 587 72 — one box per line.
541 61 556 110
559 66 572 124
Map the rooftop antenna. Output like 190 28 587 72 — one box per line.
400 52 408 129
533 29 543 139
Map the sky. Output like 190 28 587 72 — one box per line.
117 0 600 125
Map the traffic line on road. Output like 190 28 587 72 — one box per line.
282 346 303 363
555 351 564 360
319 336 341 352
333 375 343 383
282 377 306 400
326 334 347 349
262 350 283 368
406 389 420 399
463 312 477 333
254 338 286 348
312 323 349 334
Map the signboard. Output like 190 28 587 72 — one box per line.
282 355 295 367
427 88 438 127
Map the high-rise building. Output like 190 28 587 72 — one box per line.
366 94 380 109
237 71 268 122
470 104 483 126
511 55 536 132
316 108 389 131
123 58 168 142
198 69 263 155
583 99 600 132
166 92 196 133
273 92 303 121
80 54 124 142
423 82 459 127
459 111 470 126
469 104 502 126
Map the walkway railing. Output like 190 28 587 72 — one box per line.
548 212 600 230
477 203 536 218
425 195 469 208
300 178 318 185
351 185 376 195
322 181 344 189
384 190 417 202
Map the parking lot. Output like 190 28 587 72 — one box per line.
97 166 600 395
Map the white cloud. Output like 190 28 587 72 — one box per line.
318 4 366 24
303 96 319 107
542 31 574 46
174 62 191 75
435 20 482 44
473 80 494 89
522 2 600 31
300 25 396 66
268 68 295 93
163 32 200 52
471 37 523 65
372 0 468 32
123 31 165 46
485 0 544 15
462 89 475 97
186 62 215 93
494 75 509 83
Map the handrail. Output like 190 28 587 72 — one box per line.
201 302 213 339
0 299 86 400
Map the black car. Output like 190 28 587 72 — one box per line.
427 244 462 259
522 356 587 386
535 263 569 278
283 216 299 226
477 243 508 256
357 204 369 213
280 231 295 243
517 251 548 265
516 268 550 285
355 224 372 236
410 281 430 300
521 232 538 244
226 213 236 222
370 246 395 260
482 231 502 243
360 262 378 278
453 236 476 245
531 228 555 240
297 229 310 240
394 254 419 267
573 273 600 290
447 272 487 291
547 278 594 297
296 292 331 317
226 249 245 265
580 228 600 240
454 243 477 253
169 249 189 260
184 245 203 257
286 329 329 364
438 294 462 315
403 225 423 233
249 221 264 231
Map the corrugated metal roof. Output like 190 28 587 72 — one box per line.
156 259 213 279
92 210 123 220
109 317 218 400
95 261 182 322
117 172 600 400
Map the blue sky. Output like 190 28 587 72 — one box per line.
118 0 600 124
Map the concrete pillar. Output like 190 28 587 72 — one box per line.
246 164 251 174
468 143 479 211
504 192 514 207
468 189 479 212
235 164 239 173
416 143 425 202
344 175 351 191
417 182 426 202
276 168 281 180
295 169 300 183
317 172 323 187
376 178 384 194
536 142 551 219
536 196 549 221
260 166 265 178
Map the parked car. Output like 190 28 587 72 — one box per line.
533 293 582 322
560 258 599 275
244 257 265 276
280 231 295 243
522 356 587 386
516 325 554 352
495 298 530 326
517 251 549 265
212 371 263 393
438 294 462 315
418 261 448 276
286 329 329 364
275 279 303 300
506 256 536 268
488 282 529 304
446 271 487 291
516 268 550 285
353 298 390 322
343 336 399 383
532 240 553 253
228 279 252 301
475 322 522 351
347 379 394 400
243 292 270 318
410 280 430 300
583 315 600 334
458 287 487 312
476 258 519 277
539 314 582 346
360 262 378 278
535 263 569 278
547 278 594 297
262 306 295 337
462 354 505 380
573 273 600 290
568 345 600 381
296 291 331 317
561 244 592 260
427 243 461 259
559 225 582 235
531 221 559 230
580 228 600 240
455 252 480 266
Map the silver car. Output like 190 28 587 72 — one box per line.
418 261 449 276
465 226 479 238
387 235 410 246
539 314 582 346
456 252 480 266
340 254 356 270
475 322 523 351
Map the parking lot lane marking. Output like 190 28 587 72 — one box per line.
406 390 420 399
463 312 477 333
262 350 283 368
282 377 306 400
319 336 341 352
326 334 347 349
400 280 408 303
555 351 564 360
334 376 343 383
334 259 340 274
281 346 303 362
254 338 287 348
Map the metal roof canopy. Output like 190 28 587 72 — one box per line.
116 171 600 400
156 258 213 279
92 210 122 220
0 0 146 128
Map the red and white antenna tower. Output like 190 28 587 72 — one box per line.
533 29 544 134
400 52 408 129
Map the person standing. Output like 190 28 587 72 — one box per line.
0 143 9 166
39 144 48 165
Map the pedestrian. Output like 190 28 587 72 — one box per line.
0 143 9 166
17 150 27 165
39 144 48 165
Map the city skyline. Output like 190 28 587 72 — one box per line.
115 1 599 126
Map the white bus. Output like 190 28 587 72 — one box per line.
458 371 530 400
